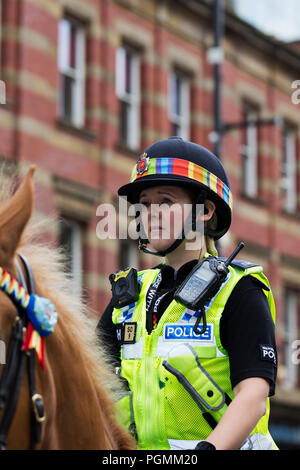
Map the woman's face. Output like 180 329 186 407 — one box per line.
138 185 195 253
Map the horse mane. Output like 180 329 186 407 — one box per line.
0 162 130 447
17 240 123 403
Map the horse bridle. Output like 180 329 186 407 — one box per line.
0 254 45 450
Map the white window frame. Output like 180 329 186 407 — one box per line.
59 219 83 300
283 288 299 389
116 46 141 150
282 125 297 213
168 71 190 140
241 105 259 198
58 17 86 127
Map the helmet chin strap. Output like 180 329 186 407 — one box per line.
136 190 207 258
138 229 186 257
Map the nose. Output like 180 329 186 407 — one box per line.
149 203 160 218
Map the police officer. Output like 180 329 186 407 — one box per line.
97 137 278 450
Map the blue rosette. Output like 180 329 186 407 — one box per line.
26 295 58 337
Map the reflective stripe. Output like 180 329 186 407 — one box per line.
169 434 277 451
168 439 200 450
216 346 226 358
157 337 187 357
156 336 226 358
122 338 143 359
240 433 276 450
121 335 226 359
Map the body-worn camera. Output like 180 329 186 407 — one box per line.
109 267 140 309
174 243 245 334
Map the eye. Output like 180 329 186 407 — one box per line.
160 198 172 205
140 200 151 208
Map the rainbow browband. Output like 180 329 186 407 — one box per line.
130 157 232 210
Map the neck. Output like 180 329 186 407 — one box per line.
165 237 207 272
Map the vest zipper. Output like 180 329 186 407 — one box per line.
155 356 164 446
144 335 164 448
144 335 152 448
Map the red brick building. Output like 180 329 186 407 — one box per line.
1 0 300 448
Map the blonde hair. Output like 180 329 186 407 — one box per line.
205 211 219 257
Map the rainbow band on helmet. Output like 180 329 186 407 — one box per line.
130 157 233 210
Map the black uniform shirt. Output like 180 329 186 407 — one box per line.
97 259 277 396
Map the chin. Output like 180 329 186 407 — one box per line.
148 239 175 253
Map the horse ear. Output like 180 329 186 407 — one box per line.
0 165 36 267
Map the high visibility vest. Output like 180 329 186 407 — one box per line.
112 252 278 450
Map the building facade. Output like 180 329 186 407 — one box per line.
0 0 300 449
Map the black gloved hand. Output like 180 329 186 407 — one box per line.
195 441 216 450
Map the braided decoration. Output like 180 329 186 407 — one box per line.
0 266 57 337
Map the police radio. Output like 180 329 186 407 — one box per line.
109 267 140 309
174 242 245 335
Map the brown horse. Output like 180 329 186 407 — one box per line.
0 164 134 450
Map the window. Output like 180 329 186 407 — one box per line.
59 218 83 298
58 16 86 127
168 71 190 139
282 288 299 389
281 124 297 213
116 46 141 150
241 103 259 198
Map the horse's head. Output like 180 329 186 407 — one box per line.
0 166 35 342
0 167 134 450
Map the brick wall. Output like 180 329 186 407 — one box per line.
0 0 300 392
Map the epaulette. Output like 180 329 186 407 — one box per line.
217 257 260 270
217 257 270 291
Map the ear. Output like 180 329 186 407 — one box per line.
0 165 36 269
204 200 216 221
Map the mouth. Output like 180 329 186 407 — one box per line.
150 226 165 239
